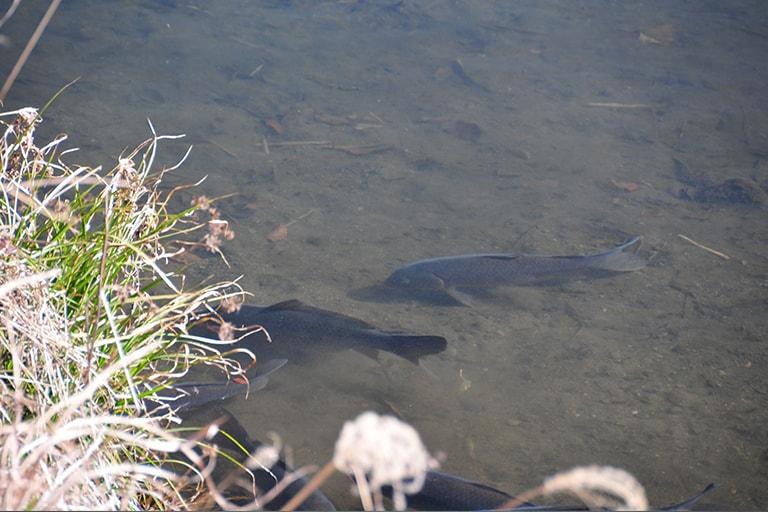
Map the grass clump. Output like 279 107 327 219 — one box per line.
0 99 247 509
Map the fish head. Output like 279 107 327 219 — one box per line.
385 265 445 290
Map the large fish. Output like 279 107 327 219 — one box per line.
391 471 719 511
385 237 646 305
191 299 447 365
391 471 521 510
179 406 720 511
140 359 287 416
177 404 337 511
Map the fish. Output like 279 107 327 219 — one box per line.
390 471 522 510
177 404 337 511
140 358 287 416
385 237 646 305
191 299 447 365
177 406 720 511
387 471 719 511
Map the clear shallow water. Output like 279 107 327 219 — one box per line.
2 1 767 509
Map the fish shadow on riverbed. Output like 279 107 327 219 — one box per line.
347 283 475 307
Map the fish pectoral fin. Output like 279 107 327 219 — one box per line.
417 359 440 381
241 358 288 398
353 346 380 362
445 287 477 307
245 376 270 396
253 358 288 379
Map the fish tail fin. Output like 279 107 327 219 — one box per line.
590 236 647 272
386 335 448 364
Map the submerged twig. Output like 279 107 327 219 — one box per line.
267 140 331 147
677 234 730 260
584 102 664 110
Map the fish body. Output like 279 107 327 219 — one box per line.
177 405 720 511
197 299 447 365
392 471 520 511
141 358 287 416
178 405 337 511
386 237 645 303
392 471 718 511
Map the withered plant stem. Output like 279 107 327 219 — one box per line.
0 0 61 104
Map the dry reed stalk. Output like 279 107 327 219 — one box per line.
499 464 649 511
0 0 61 103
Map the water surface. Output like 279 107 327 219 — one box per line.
2 1 766 509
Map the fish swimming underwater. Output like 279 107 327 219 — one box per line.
129 364 334 510
176 406 720 511
139 359 287 416
388 470 719 511
176 405 337 511
385 237 646 305
190 299 447 365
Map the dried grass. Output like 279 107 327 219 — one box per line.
0 100 246 509
500 464 649 511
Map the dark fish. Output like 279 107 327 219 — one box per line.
656 483 720 511
385 237 646 305
192 299 447 365
390 471 719 511
391 471 522 511
176 406 719 512
177 405 337 511
141 358 287 416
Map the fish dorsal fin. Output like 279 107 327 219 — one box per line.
260 299 314 313
445 287 477 307
480 254 523 261
261 299 377 329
